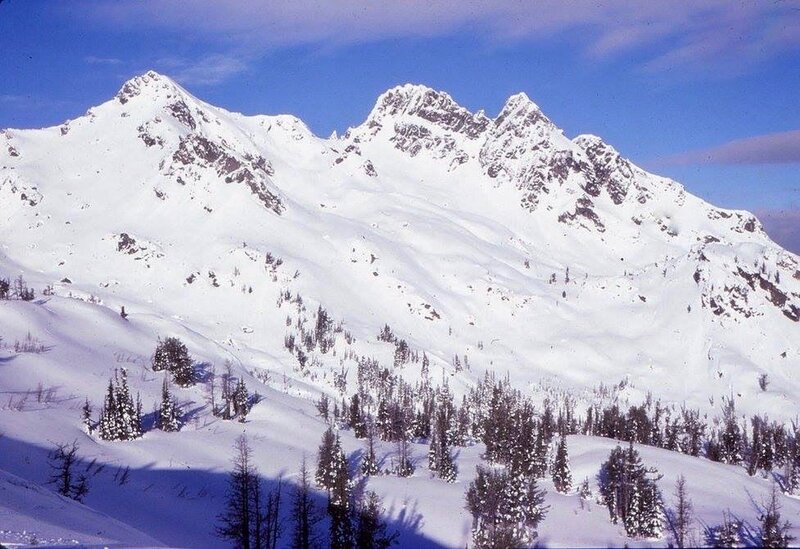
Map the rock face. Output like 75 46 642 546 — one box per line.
0 71 798 422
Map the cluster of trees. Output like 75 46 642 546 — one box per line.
598 444 664 538
466 464 547 547
86 337 260 441
210 362 252 422
281 296 350 371
314 428 398 548
0 274 35 301
584 392 800 489
97 368 143 441
216 435 283 549
217 433 397 549
152 336 195 387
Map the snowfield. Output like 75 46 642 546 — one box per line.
0 71 798 547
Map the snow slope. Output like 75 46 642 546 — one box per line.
0 71 799 546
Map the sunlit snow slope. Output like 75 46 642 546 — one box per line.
1 71 799 547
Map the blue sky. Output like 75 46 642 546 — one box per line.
2 1 799 251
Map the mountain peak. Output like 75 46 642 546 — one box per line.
494 91 551 130
115 70 190 106
369 84 456 119
364 84 490 139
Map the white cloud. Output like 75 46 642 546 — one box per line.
84 55 123 65
661 130 800 166
160 54 248 86
71 0 800 75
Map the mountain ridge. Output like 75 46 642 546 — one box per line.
1 70 798 425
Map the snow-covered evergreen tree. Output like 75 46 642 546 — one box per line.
720 398 743 465
361 425 380 477
233 378 249 421
394 438 414 478
711 510 741 548
81 398 93 434
552 435 572 494
158 377 180 432
599 443 664 539
315 427 338 492
328 441 352 549
97 369 142 441
466 464 547 548
760 484 794 548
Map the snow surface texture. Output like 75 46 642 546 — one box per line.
0 71 798 547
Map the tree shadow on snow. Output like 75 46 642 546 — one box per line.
0 435 448 548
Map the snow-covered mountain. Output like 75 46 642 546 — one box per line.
1 71 799 547
2 71 797 414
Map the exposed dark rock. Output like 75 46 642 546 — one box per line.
376 87 489 138
117 233 138 254
736 266 798 321
166 101 197 130
557 197 605 232
168 134 283 214
363 160 377 177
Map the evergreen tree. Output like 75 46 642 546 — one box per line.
217 435 257 548
531 427 548 479
355 491 398 549
428 394 458 482
327 443 352 549
349 393 367 438
315 428 338 492
361 424 380 477
158 377 181 432
720 398 743 465
153 336 194 386
552 436 572 494
97 369 142 441
47 441 89 502
711 510 741 548
466 465 547 548
784 431 800 495
669 475 694 548
81 398 93 434
760 484 794 548
290 458 321 549
394 439 414 477
233 378 250 421
599 444 664 538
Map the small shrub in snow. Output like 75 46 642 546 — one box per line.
13 332 49 354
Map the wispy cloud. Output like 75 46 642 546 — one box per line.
70 0 800 77
660 130 800 166
757 207 800 255
149 54 248 86
0 94 27 105
84 55 123 65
